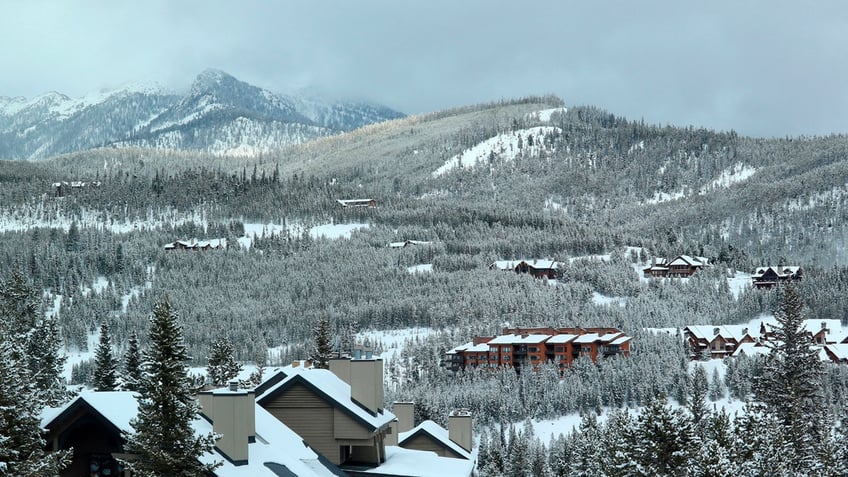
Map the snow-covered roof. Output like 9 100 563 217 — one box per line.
752 265 802 278
488 334 520 345
824 344 848 361
573 333 623 344
490 259 559 271
685 325 757 342
41 391 341 477
359 446 475 477
668 255 708 267
545 334 579 344
389 240 433 248
610 336 632 346
731 342 771 358
466 342 491 352
257 366 395 431
398 420 472 460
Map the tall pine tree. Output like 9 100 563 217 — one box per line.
122 295 219 476
755 282 827 472
122 330 143 392
93 320 118 391
309 317 333 369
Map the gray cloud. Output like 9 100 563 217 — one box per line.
1 0 846 137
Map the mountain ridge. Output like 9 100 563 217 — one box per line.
0 69 404 160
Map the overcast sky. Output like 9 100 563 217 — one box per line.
1 1 846 137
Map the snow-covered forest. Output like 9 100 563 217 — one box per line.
4 97 848 474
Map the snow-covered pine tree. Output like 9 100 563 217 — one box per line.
754 282 827 472
309 317 333 369
122 295 219 476
688 363 710 428
93 321 118 391
206 336 242 387
0 325 71 474
631 394 695 476
122 331 143 392
0 267 67 405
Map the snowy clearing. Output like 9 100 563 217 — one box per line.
309 222 369 239
432 126 561 177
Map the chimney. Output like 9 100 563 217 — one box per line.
448 409 473 453
292 360 300 368
330 354 384 415
713 327 720 336
394 402 415 433
199 382 255 466
386 420 398 446
350 358 384 414
822 321 828 330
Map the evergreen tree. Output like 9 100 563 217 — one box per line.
122 331 143 392
309 317 333 369
248 335 268 386
755 283 827 472
122 295 219 476
0 267 66 405
206 336 242 387
688 363 710 428
632 394 695 476
0 339 71 475
93 320 118 391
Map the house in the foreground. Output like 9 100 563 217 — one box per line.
40 384 346 477
390 402 473 461
490 259 560 279
751 266 803 288
643 255 709 278
446 326 632 373
255 356 475 477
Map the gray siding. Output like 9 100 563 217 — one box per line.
263 383 340 464
402 434 465 459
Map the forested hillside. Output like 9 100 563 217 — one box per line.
3 97 848 464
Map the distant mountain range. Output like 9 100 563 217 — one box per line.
0 69 404 159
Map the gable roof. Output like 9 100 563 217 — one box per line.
256 367 394 432
41 391 344 477
668 255 708 267
398 420 471 460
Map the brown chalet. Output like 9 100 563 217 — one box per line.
751 266 803 289
644 255 709 278
446 326 632 374
490 259 559 279
685 318 846 360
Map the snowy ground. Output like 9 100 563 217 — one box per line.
406 264 433 274
432 126 561 177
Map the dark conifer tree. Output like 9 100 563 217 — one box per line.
309 317 333 369
93 321 118 391
755 282 827 472
122 295 219 476
122 331 143 392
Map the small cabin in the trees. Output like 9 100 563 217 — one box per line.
163 238 226 252
643 255 709 278
751 266 803 288
490 259 559 279
337 198 377 208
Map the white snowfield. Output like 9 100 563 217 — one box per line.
432 126 561 177
644 162 757 205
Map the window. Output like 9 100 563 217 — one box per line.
503 356 511 361
489 346 498 353
555 346 564 353
528 346 538 353
530 355 539 361
502 347 511 353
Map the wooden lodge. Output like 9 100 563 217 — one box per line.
751 266 803 288
490 259 559 279
337 198 377 208
643 255 709 278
